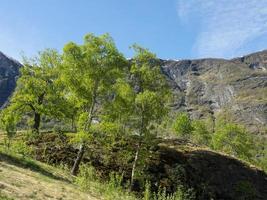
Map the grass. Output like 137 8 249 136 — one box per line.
0 131 138 200
74 164 138 200
0 148 99 200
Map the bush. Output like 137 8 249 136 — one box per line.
191 120 211 146
10 140 33 158
75 163 97 190
75 163 136 200
173 113 193 138
211 122 254 161
143 182 195 200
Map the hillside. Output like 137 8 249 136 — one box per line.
0 50 266 132
28 133 267 200
0 151 98 200
1 132 266 200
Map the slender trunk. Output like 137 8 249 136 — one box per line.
71 144 85 175
33 112 41 133
130 141 141 191
130 111 144 191
71 114 76 132
71 80 98 175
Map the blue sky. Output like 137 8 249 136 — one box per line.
1 0 267 61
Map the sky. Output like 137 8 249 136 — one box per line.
1 0 267 61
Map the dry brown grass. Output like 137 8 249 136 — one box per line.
0 152 100 200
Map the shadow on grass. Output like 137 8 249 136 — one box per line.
0 152 71 183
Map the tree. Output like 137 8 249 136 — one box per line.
191 120 211 146
0 106 19 148
173 112 193 138
126 45 170 190
61 33 126 175
211 122 254 161
2 49 66 134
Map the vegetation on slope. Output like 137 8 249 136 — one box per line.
0 145 98 200
0 33 266 199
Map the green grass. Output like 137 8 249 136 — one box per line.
0 193 14 200
0 147 98 200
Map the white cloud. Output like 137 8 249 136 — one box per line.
177 0 267 58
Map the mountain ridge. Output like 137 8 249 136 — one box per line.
0 51 22 109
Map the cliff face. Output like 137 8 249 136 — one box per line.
161 50 267 133
0 51 21 108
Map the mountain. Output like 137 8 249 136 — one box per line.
0 51 21 108
0 50 266 132
161 50 267 133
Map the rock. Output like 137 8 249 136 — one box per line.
160 50 267 133
0 51 21 108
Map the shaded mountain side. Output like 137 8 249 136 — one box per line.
0 50 266 132
160 50 267 133
0 51 21 108
29 133 267 200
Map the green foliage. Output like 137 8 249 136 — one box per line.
75 163 97 190
143 182 195 200
212 122 254 161
61 33 128 174
1 49 69 133
75 163 136 200
252 138 267 172
126 45 171 189
191 120 211 146
173 113 193 138
0 108 19 147
143 181 151 200
1 32 266 199
0 192 14 200
9 140 33 158
61 33 126 137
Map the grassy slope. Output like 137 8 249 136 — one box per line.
0 151 99 200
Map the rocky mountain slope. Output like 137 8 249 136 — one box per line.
161 50 267 133
0 51 21 108
0 50 266 132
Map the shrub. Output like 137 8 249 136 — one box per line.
191 120 211 146
143 181 195 200
211 122 254 161
75 163 136 200
173 113 193 138
75 163 97 190
10 140 33 158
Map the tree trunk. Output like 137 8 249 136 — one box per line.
31 92 45 134
130 111 145 191
71 80 98 175
33 112 41 133
71 144 85 175
130 141 141 191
